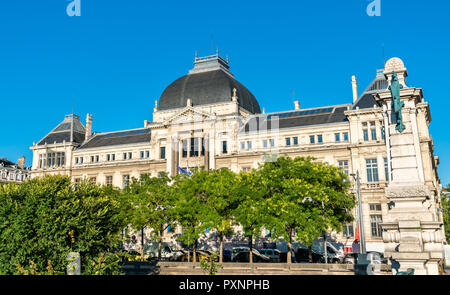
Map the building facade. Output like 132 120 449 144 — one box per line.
30 54 445 254
0 157 31 184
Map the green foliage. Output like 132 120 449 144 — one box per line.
0 175 124 275
442 185 450 242
120 173 175 258
199 252 221 275
172 171 210 251
253 156 356 247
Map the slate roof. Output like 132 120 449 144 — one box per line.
38 115 85 146
77 128 151 150
240 105 350 133
158 55 261 114
352 69 387 110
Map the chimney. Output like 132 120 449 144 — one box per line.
352 75 358 103
154 100 158 112
262 107 266 114
85 114 92 141
17 156 25 169
294 101 300 110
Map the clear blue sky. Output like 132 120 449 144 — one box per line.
1 1 449 185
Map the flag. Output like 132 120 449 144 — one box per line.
177 166 192 176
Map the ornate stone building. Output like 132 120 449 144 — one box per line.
0 157 31 184
30 54 446 261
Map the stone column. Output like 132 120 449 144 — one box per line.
378 58 444 275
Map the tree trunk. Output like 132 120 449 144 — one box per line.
308 245 313 263
249 235 253 264
193 241 197 263
140 227 145 260
287 229 292 264
219 234 223 263
158 230 163 261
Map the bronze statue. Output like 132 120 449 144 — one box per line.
389 72 405 133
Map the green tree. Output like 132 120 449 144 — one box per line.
200 168 240 263
254 156 355 263
233 170 268 263
0 175 124 275
121 173 175 260
172 172 210 263
442 185 450 242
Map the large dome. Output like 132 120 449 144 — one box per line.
158 54 261 114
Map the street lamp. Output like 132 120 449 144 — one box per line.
350 170 366 254
302 197 328 264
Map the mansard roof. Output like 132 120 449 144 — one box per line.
38 114 86 146
240 104 350 133
77 128 151 150
352 69 387 110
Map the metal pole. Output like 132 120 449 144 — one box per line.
356 171 366 254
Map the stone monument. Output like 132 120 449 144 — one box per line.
377 57 445 275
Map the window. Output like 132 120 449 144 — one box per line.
270 139 275 148
242 167 251 172
160 147 166 159
366 158 379 182
247 141 252 150
107 154 111 161
369 203 382 212
106 176 113 186
309 135 315 144
122 175 130 188
343 223 354 238
75 157 79 165
222 141 228 154
190 138 197 157
146 151 150 158
74 178 81 184
123 153 127 160
335 133 341 142
293 137 298 145
262 139 268 148
112 154 115 161
362 122 369 141
285 137 291 146
91 156 95 163
90 177 96 184
381 121 385 140
370 215 383 237
182 140 188 158
201 138 205 156
95 155 99 163
140 151 144 159
371 128 377 141
79 157 83 164
343 132 349 142
338 160 349 176
240 141 245 150
128 152 132 160
384 157 389 182
317 135 323 143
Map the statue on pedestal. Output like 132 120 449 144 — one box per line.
389 72 405 133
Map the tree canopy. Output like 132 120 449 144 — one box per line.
0 175 124 275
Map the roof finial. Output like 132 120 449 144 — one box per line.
216 48 219 56
195 50 198 61
232 88 238 102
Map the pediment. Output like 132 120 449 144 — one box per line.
165 107 214 125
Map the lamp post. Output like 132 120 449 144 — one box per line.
350 170 366 254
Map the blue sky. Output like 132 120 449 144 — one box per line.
1 1 449 185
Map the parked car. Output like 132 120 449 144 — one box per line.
343 253 358 264
231 249 271 263
231 247 250 260
222 250 232 262
279 250 298 263
295 248 324 263
258 249 281 262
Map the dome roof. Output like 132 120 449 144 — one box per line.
158 54 261 114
